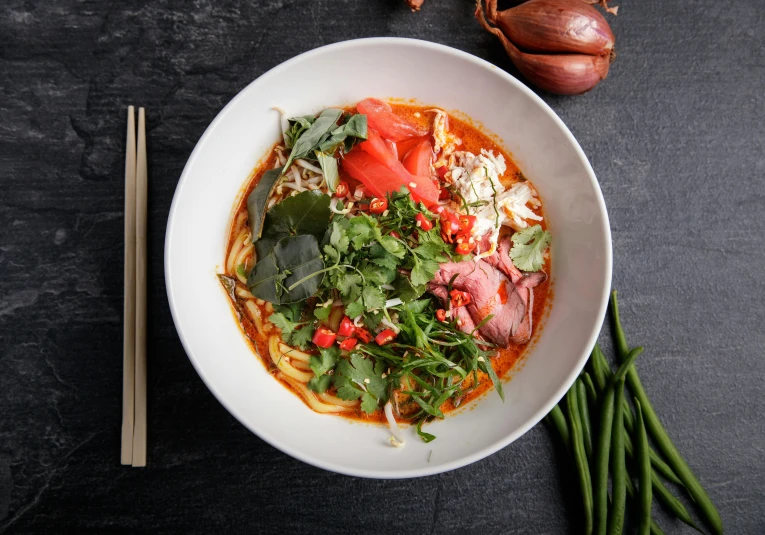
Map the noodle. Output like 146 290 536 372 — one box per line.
282 376 354 413
268 335 313 382
227 229 249 275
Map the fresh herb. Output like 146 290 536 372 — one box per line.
334 353 387 413
269 303 315 349
509 224 551 272
247 234 325 304
256 190 331 259
246 167 283 242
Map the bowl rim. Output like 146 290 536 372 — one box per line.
165 36 612 479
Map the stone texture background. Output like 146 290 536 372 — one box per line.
1 0 763 533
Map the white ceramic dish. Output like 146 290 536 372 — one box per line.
165 37 611 479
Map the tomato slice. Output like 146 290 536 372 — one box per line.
356 98 428 142
359 130 440 207
396 135 430 162
402 139 433 177
340 151 393 199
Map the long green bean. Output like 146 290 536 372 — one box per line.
651 468 699 531
546 404 570 451
593 347 682 486
635 400 652 535
567 388 594 535
625 478 666 535
610 291 723 535
590 344 608 391
582 372 598 407
577 379 594 461
607 379 627 535
594 381 615 535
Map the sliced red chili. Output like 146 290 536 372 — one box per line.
390 231 401 240
312 327 337 348
435 165 449 178
455 241 476 255
439 210 460 243
335 181 349 198
370 197 388 214
415 213 433 231
450 289 472 308
375 329 397 345
355 327 373 344
339 337 358 351
436 309 447 322
458 215 476 233
338 316 355 337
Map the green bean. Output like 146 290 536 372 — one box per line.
582 372 598 407
577 379 594 461
612 346 642 382
625 478 666 535
610 290 723 535
651 468 700 531
635 400 652 535
607 379 627 535
594 380 615 535
590 344 608 391
546 403 570 451
594 345 683 486
567 388 594 535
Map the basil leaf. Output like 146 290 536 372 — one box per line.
283 108 343 171
284 116 315 149
247 235 325 304
315 150 339 192
247 167 283 242
255 191 331 258
343 114 368 139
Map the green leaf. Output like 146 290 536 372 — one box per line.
509 224 551 272
315 150 339 192
479 355 505 402
323 244 340 264
336 271 363 299
392 274 426 303
329 220 350 255
260 191 331 241
362 285 386 312
284 116 315 149
416 420 437 443
273 302 303 323
345 298 364 319
313 306 331 320
336 353 387 399
364 311 383 329
307 374 332 393
349 215 377 249
404 299 431 314
289 324 315 349
335 380 363 401
413 241 450 263
360 392 379 413
284 108 343 171
369 243 400 271
269 312 298 336
218 274 238 302
361 262 395 286
309 346 340 377
247 167 283 242
378 235 406 258
342 113 368 139
247 235 325 304
410 258 440 288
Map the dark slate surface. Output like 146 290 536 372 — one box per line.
1 0 763 533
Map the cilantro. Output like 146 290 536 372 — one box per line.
289 324 315 349
268 312 298 336
335 271 363 299
345 298 364 319
329 220 350 255
333 353 387 413
309 346 340 377
509 225 551 272
362 285 386 311
313 306 331 320
307 374 332 393
236 264 246 278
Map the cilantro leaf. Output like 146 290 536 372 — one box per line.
329 220 350 255
361 262 395 286
324 244 340 264
362 285 386 312
349 215 377 249
410 258 440 287
336 271 363 298
307 374 332 393
289 324 315 349
509 224 551 272
309 346 340 377
369 243 400 271
378 235 406 258
361 392 379 413
313 306 331 320
345 298 364 319
269 312 298 336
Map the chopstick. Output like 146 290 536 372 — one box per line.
121 106 137 465
121 106 148 467
132 107 148 467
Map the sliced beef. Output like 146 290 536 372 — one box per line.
429 236 548 347
429 284 477 335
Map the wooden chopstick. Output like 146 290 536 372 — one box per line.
121 106 137 465
132 107 148 467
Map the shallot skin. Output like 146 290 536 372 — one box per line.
497 0 614 56
476 0 615 95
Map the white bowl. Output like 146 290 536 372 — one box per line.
165 37 611 478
